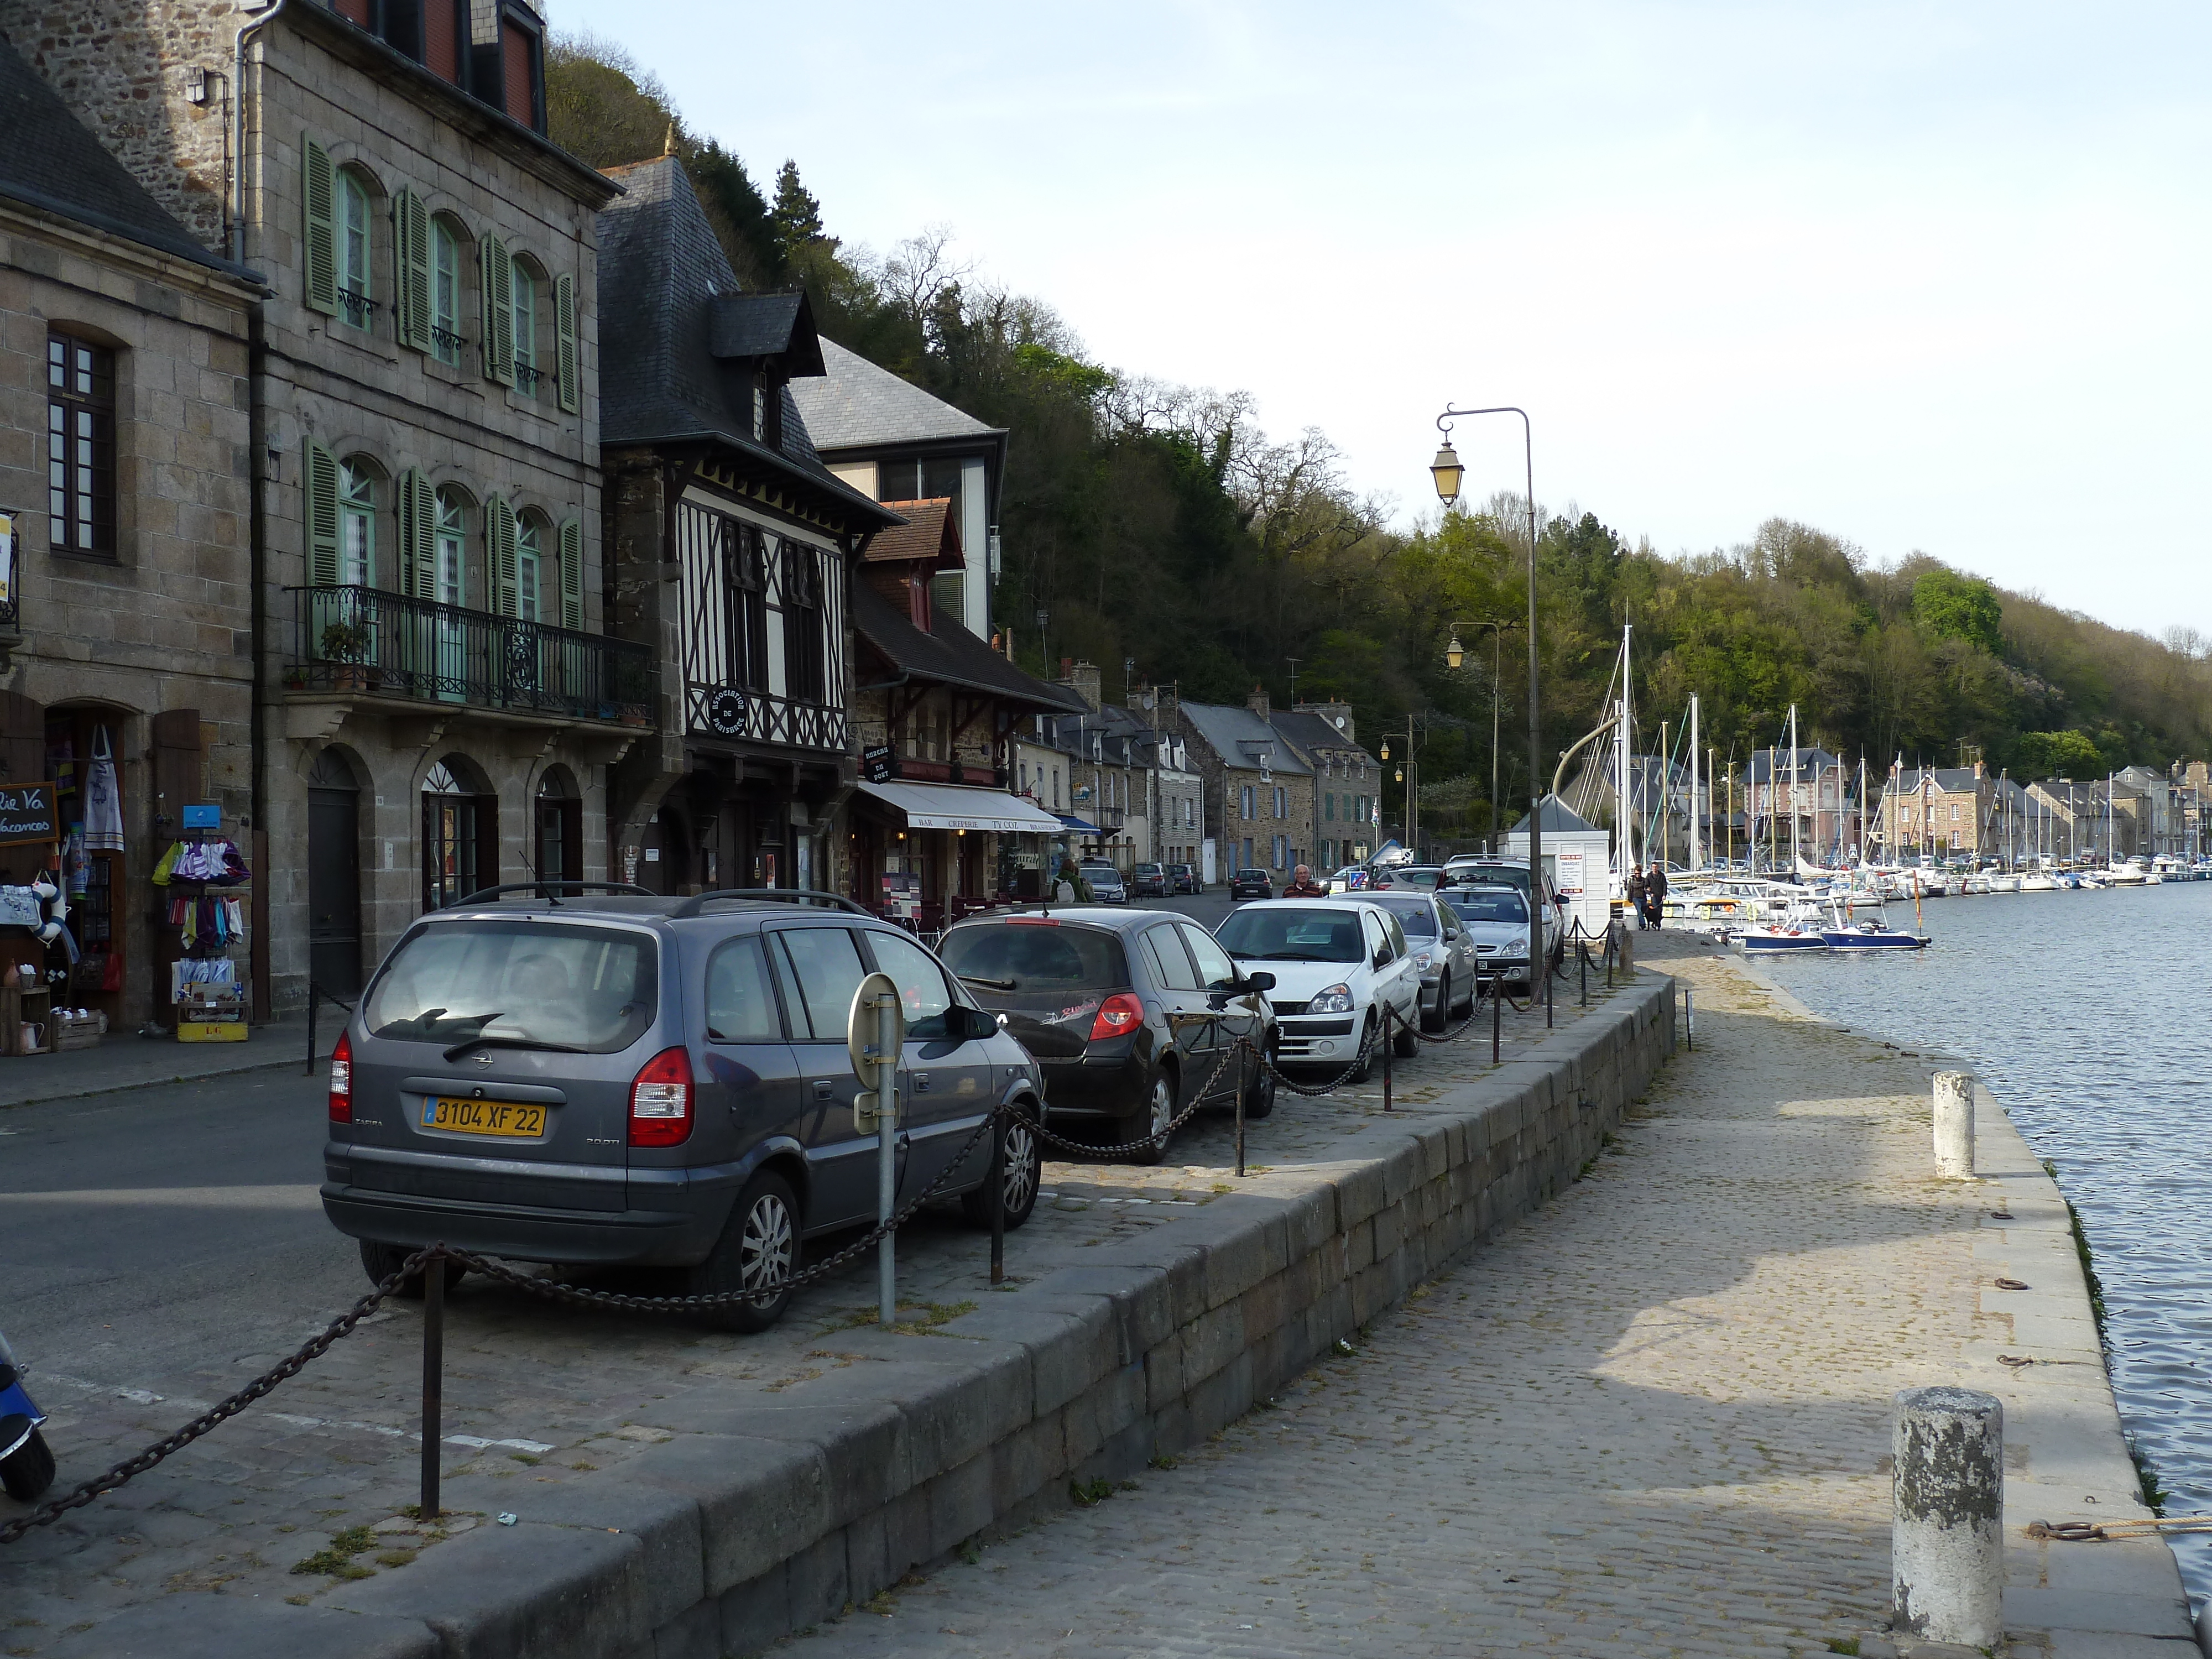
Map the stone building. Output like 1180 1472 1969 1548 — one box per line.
6 0 635 1005
1176 688 1313 879
0 33 262 1028
1126 685 1204 875
1267 701 1377 872
1878 765 1990 860
593 155 898 901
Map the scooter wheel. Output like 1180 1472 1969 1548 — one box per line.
1 1427 55 1503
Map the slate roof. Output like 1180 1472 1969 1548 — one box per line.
851 583 1087 713
0 32 260 283
1745 746 1844 784
1890 766 1984 795
594 158 891 523
862 498 962 572
709 291 823 374
1507 795 1603 836
1178 701 1313 776
1269 708 1374 763
792 338 1003 452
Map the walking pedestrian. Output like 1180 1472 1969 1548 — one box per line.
1625 863 1648 929
1646 860 1669 930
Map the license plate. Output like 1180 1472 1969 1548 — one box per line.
421 1098 546 1139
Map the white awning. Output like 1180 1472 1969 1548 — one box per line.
854 780 1066 834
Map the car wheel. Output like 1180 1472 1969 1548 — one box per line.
686 1168 802 1333
1392 1006 1421 1058
1423 973 1448 1034
359 1239 467 1299
961 1104 1042 1230
1345 1015 1376 1084
0 1426 55 1503
1124 1067 1176 1167
1242 1039 1277 1120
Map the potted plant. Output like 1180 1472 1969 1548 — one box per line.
319 620 374 690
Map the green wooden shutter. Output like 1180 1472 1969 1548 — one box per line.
557 516 582 629
554 273 579 414
302 135 338 317
480 233 513 385
394 189 431 352
394 468 436 597
488 494 517 615
304 440 341 586
394 467 419 596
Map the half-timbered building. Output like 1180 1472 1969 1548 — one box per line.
596 156 898 894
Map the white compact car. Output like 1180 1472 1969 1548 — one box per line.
1213 899 1422 1083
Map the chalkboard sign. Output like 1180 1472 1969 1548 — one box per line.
862 745 896 784
0 782 57 847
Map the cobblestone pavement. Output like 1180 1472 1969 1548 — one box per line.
0 964 1597 1649
769 936 2053 1659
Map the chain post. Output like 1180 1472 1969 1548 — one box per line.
1546 949 1554 1027
305 982 319 1076
1491 973 1501 1064
1234 1038 1248 1176
1580 938 1589 1006
988 1100 1005 1285
420 1246 444 1521
1606 922 1615 988
1380 1001 1393 1112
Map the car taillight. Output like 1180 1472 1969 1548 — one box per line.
1088 993 1145 1042
328 1030 353 1124
628 1046 693 1147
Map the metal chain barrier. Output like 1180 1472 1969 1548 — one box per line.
1025 1038 1243 1159
0 1255 425 1545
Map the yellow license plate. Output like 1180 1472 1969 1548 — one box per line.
422 1098 546 1139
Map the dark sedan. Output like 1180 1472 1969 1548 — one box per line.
937 909 1277 1165
1167 863 1201 895
1229 868 1274 901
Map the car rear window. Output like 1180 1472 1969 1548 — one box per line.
1215 906 1364 963
939 922 1129 993
364 920 656 1052
1237 869 1267 880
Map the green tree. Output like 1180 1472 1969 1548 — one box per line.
1912 567 2004 656
2012 730 2105 776
771 161 833 264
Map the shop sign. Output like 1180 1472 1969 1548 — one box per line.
862 745 896 784
0 782 57 846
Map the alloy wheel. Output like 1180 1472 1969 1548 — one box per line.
1150 1075 1173 1138
1002 1119 1039 1214
739 1192 795 1295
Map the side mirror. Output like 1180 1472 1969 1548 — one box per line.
1241 971 1276 993
1373 949 1390 969
951 1005 998 1041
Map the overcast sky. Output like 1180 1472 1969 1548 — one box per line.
556 1 2211 639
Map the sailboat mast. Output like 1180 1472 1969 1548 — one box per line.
1688 693 1701 873
1788 704 1801 874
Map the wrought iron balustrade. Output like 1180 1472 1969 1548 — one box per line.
336 288 379 327
288 585 653 722
513 363 544 395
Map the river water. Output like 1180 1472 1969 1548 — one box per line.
1742 880 2212 1611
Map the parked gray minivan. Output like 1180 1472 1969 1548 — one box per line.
321 888 1045 1333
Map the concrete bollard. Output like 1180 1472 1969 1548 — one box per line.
1892 1386 2004 1648
1932 1071 1975 1179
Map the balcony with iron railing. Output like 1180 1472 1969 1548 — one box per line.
286 585 654 725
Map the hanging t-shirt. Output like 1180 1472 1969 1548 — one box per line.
84 727 124 852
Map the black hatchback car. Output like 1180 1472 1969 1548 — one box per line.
321 889 1045 1333
937 909 1278 1165
1229 869 1274 901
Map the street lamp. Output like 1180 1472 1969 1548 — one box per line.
1444 618 1515 851
1432 404 1543 979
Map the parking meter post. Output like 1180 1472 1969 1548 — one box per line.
420 1248 444 1521
877 990 899 1328
988 1101 1005 1285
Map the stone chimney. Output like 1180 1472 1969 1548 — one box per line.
1296 700 1355 743
1063 660 1103 712
1246 684 1271 721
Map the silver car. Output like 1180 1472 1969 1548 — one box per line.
1438 885 1535 988
1364 890 1478 1030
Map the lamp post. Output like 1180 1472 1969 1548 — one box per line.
1432 405 1543 979
1444 619 1516 852
1380 718 1418 858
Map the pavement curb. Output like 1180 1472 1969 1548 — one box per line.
65 977 1675 1658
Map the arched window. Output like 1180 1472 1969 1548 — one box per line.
510 256 541 397
336 171 374 330
430 217 463 366
534 768 581 885
338 457 377 586
515 513 544 622
433 487 468 608
422 756 495 910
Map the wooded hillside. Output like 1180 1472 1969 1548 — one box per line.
549 36 2212 835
